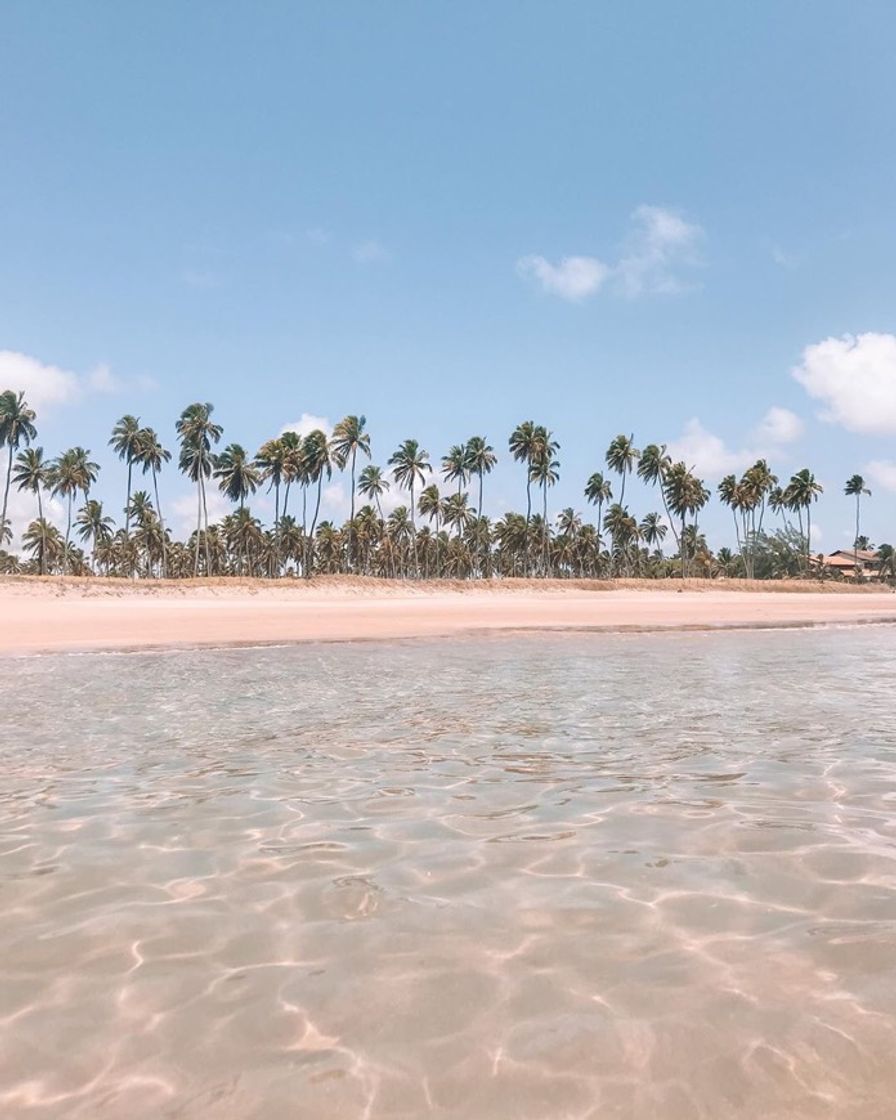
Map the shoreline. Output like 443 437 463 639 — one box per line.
2 576 895 655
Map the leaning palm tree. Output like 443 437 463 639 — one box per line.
109 415 142 539
465 436 497 519
606 434 639 505
49 447 100 572
133 427 171 577
844 474 871 579
75 499 115 572
176 402 223 576
12 446 50 574
331 415 371 571
0 390 38 535
388 439 431 576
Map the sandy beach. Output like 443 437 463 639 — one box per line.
1 575 894 654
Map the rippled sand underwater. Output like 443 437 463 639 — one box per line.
2 628 896 1119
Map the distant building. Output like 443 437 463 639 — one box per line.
813 549 881 580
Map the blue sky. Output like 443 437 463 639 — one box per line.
2 0 896 548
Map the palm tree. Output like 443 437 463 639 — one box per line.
0 390 38 535
358 464 390 519
584 472 612 549
844 474 871 579
441 444 469 496
509 420 551 575
639 512 668 554
49 447 100 572
214 443 260 510
256 437 287 527
303 430 334 575
331 415 371 571
388 439 431 576
12 447 50 574
133 428 171 577
22 518 64 574
417 483 444 576
176 402 223 576
663 463 709 578
784 469 823 569
465 436 497 519
529 432 560 576
109 415 142 539
606 434 639 505
76 499 115 571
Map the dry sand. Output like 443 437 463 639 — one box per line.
1 575 895 654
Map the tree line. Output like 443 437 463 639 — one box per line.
1 388 892 581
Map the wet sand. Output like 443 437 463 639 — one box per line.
1 577 894 654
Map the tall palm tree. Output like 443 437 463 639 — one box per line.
844 474 871 578
256 437 287 527
358 464 390 518
22 518 64 574
465 436 497 519
529 432 560 576
584 471 612 550
49 447 100 572
417 483 444 576
638 443 679 559
12 447 49 574
303 430 334 574
663 462 709 578
388 439 431 576
133 427 171 577
109 415 141 539
76 499 115 571
784 468 824 569
176 402 223 576
331 415 371 571
214 443 260 510
606 434 639 505
0 390 38 535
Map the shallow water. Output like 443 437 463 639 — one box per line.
2 629 896 1119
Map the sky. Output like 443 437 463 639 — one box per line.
2 0 896 550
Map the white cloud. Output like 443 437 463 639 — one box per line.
3 487 66 553
615 205 703 297
667 419 752 477
666 406 804 480
352 239 390 264
517 204 702 302
0 349 151 415
792 332 896 434
751 406 804 445
865 459 896 493
0 350 81 411
170 490 231 537
516 254 609 302
280 413 332 439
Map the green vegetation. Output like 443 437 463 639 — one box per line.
0 390 890 581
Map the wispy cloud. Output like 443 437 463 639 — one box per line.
517 204 703 302
352 239 390 264
666 406 804 480
516 255 608 301
0 350 149 413
280 413 333 439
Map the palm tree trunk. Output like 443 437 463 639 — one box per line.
1 443 12 534
348 448 356 573
37 486 46 575
152 467 167 579
410 482 419 577
478 471 483 520
125 460 133 539
193 480 202 576
524 475 532 577
855 495 860 581
201 476 211 575
64 493 73 574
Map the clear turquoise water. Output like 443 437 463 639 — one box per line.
2 629 896 1118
